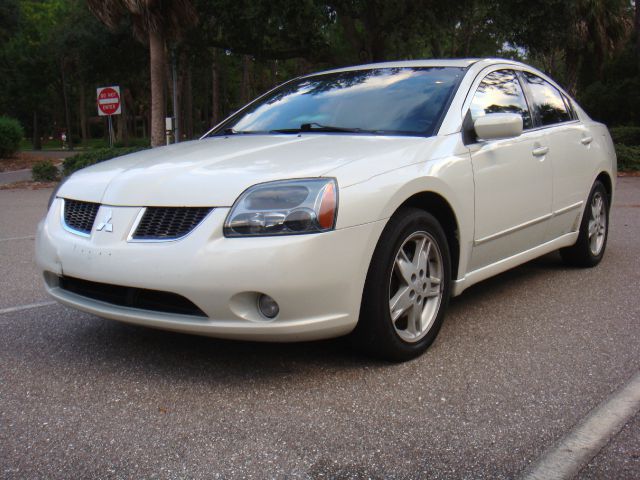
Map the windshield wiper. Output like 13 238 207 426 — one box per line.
270 123 374 134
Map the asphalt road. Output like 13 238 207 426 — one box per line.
1 180 639 479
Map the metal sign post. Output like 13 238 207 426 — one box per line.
107 115 114 147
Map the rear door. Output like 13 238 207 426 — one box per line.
519 71 595 240
465 69 553 271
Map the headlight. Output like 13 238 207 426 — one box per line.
47 176 69 211
224 178 338 237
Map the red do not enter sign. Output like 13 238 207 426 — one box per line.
97 86 121 116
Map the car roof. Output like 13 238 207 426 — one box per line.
314 58 527 75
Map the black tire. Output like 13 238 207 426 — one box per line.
351 207 451 362
560 180 609 268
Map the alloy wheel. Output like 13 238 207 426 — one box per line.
588 192 607 256
388 232 444 343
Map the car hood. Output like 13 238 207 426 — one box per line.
59 134 433 206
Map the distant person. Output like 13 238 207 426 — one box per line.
61 132 67 150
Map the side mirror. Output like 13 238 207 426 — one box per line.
474 113 523 141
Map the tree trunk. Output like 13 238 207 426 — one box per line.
270 60 278 87
184 62 193 138
32 111 41 150
211 49 220 125
124 88 134 145
240 55 251 105
60 58 73 150
450 25 457 57
116 115 124 143
79 84 88 143
177 50 191 140
430 36 443 58
338 13 364 63
565 46 580 96
149 30 166 147
636 1 640 68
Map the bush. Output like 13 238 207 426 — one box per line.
609 126 640 147
0 116 24 158
616 144 640 171
32 160 59 181
114 137 150 148
63 146 148 176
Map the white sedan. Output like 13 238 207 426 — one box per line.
36 58 615 361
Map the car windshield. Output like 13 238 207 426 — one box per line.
215 67 465 137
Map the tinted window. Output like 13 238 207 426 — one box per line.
522 72 572 126
219 67 465 136
470 70 533 130
562 93 577 120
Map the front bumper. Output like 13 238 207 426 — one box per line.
36 199 385 341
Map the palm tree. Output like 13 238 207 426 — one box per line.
635 0 640 68
565 0 632 94
87 0 197 147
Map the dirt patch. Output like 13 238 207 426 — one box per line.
0 180 58 191
0 152 64 173
618 171 640 177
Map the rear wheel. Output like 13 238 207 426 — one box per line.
560 180 609 267
352 208 451 361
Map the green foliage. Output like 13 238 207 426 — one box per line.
0 0 20 43
63 147 148 175
578 48 640 125
1 0 638 146
0 116 24 158
610 126 640 146
31 160 59 181
615 144 640 171
114 138 150 149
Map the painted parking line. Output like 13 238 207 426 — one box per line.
0 301 56 316
0 235 35 242
522 371 640 480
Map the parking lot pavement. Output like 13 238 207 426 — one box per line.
1 179 639 479
0 169 32 185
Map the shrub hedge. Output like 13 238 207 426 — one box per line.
31 160 59 181
615 144 640 171
609 126 640 147
63 146 148 176
0 116 24 158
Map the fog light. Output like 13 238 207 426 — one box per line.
258 294 279 319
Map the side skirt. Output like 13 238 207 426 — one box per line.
452 231 579 296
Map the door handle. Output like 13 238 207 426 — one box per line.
581 136 593 145
532 146 549 157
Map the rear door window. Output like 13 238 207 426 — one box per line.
522 72 572 126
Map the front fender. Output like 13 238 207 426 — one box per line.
336 150 474 282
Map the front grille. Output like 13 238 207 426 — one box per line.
63 199 100 234
132 207 212 240
59 276 208 318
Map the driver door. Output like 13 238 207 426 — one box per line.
466 69 553 271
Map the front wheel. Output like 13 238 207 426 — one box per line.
352 208 451 362
560 180 609 268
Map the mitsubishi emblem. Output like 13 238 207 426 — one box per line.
96 209 113 232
